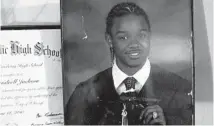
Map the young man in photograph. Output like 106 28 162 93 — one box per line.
65 2 192 125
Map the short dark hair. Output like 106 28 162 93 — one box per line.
105 2 151 36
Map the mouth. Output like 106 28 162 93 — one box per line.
126 50 141 59
130 52 140 56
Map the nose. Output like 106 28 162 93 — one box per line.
129 43 139 49
128 37 140 48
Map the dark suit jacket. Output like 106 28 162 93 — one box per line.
64 64 193 125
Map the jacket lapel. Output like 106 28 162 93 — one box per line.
149 64 177 109
98 68 122 125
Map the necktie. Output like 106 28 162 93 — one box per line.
121 77 137 125
123 77 137 91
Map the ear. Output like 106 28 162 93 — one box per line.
105 33 113 48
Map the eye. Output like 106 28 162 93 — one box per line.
118 36 128 40
139 32 147 39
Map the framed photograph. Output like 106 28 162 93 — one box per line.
61 0 194 125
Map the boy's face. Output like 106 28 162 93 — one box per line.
109 14 151 68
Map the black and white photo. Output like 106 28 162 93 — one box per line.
61 0 194 125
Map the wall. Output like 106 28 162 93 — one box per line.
194 0 213 124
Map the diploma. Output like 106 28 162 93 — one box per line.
0 30 64 126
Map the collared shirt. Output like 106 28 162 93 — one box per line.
112 58 151 95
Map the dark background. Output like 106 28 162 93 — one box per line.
62 0 193 105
